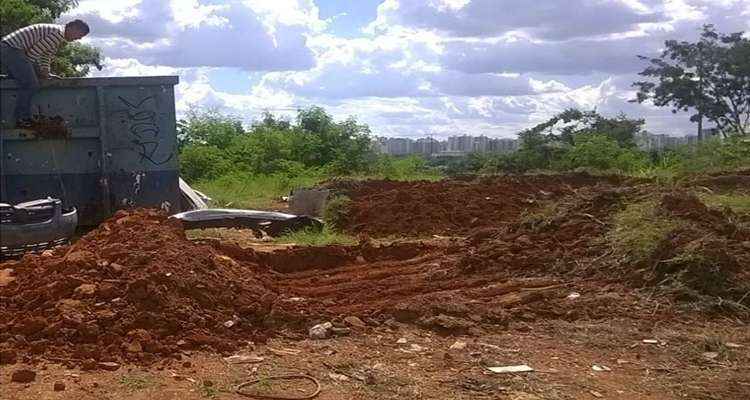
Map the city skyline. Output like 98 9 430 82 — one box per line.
376 129 723 156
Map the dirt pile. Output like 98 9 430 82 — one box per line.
648 192 750 308
457 186 629 277
0 209 275 365
330 173 634 237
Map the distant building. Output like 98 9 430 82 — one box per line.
375 135 518 156
448 135 474 152
637 132 689 152
415 137 442 155
473 135 490 152
386 137 411 155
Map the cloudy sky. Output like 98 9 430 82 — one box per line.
64 0 750 138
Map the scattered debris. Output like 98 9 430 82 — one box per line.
309 322 334 339
328 372 350 382
267 347 302 356
449 341 468 350
591 365 611 372
344 316 367 328
224 355 264 364
236 374 321 399
702 352 719 360
590 390 604 398
409 344 426 352
642 339 659 344
566 292 581 300
486 365 534 374
397 338 408 344
97 362 121 371
479 343 502 351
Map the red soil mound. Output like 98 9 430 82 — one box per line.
0 210 275 365
332 173 632 237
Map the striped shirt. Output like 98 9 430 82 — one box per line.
2 24 66 74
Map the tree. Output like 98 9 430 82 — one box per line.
296 106 375 173
177 106 377 180
0 0 103 77
561 134 648 172
634 25 750 136
512 109 644 170
177 108 245 149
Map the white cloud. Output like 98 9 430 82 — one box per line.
368 0 666 40
65 0 749 138
67 0 321 70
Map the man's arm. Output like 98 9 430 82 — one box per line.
37 55 51 79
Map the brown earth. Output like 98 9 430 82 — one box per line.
0 210 276 364
327 173 638 237
1 173 749 399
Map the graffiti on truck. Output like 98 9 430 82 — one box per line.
112 95 174 166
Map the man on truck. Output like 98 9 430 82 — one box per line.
0 20 90 128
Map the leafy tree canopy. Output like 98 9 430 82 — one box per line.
1 0 103 77
178 107 377 181
634 25 750 136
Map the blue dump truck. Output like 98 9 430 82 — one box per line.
1 76 182 223
0 76 182 254
0 76 320 256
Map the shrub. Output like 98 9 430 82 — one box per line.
180 145 233 182
322 195 352 231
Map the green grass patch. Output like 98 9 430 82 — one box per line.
606 200 687 262
190 156 443 211
194 171 325 209
274 226 356 246
699 193 750 214
322 195 352 231
118 374 155 391
362 155 443 181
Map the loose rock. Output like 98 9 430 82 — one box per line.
330 327 351 336
0 268 15 286
11 369 36 383
0 349 18 364
309 322 333 339
344 316 367 328
98 362 121 371
82 359 97 371
224 355 264 364
449 341 467 350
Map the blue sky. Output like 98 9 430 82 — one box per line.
316 0 382 37
66 0 750 138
